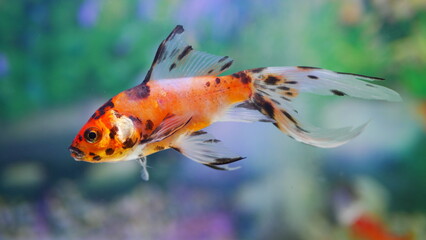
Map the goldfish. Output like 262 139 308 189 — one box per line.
69 25 401 180
334 187 412 240
350 214 413 240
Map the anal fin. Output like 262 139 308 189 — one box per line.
171 130 244 170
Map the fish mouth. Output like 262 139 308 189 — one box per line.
68 146 85 160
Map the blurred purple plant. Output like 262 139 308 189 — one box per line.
77 0 100 28
0 53 9 78
161 212 235 240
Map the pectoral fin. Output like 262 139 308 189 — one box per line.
171 130 244 170
142 113 192 144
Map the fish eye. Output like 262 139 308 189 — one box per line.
84 127 101 143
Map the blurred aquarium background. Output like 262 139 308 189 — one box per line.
1 0 426 239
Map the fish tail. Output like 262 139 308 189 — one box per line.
242 66 401 148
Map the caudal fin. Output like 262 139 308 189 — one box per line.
242 66 401 148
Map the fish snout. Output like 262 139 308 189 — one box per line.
68 146 85 160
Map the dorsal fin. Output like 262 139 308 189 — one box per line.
143 25 234 83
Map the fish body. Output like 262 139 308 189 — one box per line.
69 25 401 180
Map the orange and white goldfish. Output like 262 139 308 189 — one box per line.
69 25 401 180
335 189 412 240
350 214 413 240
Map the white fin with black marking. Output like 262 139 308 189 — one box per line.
262 66 401 101
217 101 274 123
143 25 233 83
142 113 192 144
171 130 244 170
246 66 401 148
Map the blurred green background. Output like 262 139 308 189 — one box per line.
1 0 426 239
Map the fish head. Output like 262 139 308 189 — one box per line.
69 102 140 162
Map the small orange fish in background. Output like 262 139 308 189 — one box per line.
350 214 413 240
69 25 401 180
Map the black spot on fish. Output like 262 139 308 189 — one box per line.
206 81 210 87
166 25 184 41
203 139 221 143
282 110 297 124
278 86 290 91
122 138 136 149
259 119 274 123
264 76 280 85
331 89 346 96
211 157 245 165
91 98 114 120
336 71 384 80
169 63 176 71
220 60 233 71
257 89 271 97
93 155 101 161
153 42 166 64
308 75 318 79
285 92 293 96
285 81 297 84
126 84 150 99
253 93 274 118
238 72 252 84
218 56 229 62
105 148 114 155
78 135 83 141
129 116 142 125
143 68 154 84
191 130 207 136
203 164 228 170
251 67 266 73
114 111 123 118
236 101 258 110
271 98 280 105
280 96 291 101
109 126 118 139
171 147 182 153
296 126 310 133
89 152 95 156
297 66 321 70
154 145 165 151
215 78 221 84
145 120 154 131
262 101 275 118
178 46 193 60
